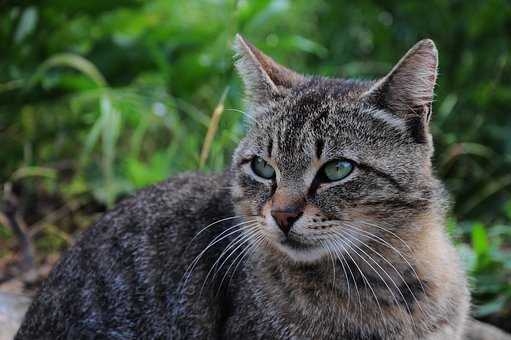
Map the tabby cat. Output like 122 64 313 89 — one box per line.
17 35 470 339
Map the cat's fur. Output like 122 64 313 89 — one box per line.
17 35 470 339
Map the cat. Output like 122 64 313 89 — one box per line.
16 34 471 339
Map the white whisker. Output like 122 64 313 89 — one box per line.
199 226 259 296
331 234 387 334
320 240 336 292
325 239 354 325
343 223 432 324
335 228 416 330
218 232 265 295
328 241 352 292
181 220 257 288
208 227 260 284
351 220 427 295
186 215 246 251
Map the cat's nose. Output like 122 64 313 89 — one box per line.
271 207 303 236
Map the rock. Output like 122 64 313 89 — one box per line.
0 292 31 340
464 318 511 340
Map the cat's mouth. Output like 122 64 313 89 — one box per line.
256 216 330 262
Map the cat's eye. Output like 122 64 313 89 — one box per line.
320 159 354 182
251 157 275 179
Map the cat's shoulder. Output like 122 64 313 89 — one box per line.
121 171 231 215
79 171 233 245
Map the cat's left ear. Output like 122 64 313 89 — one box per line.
363 39 438 143
233 34 305 109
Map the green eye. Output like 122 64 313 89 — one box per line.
251 157 275 179
321 159 354 182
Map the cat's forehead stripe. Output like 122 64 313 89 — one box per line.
267 135 273 158
315 139 324 159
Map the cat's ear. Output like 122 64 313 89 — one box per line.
233 34 305 107
364 39 438 142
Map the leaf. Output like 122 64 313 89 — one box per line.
475 297 506 317
285 35 328 58
28 53 107 90
14 7 38 43
472 223 489 258
505 201 511 220
10 166 57 181
461 175 511 215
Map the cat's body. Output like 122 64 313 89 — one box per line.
17 36 471 339
17 172 468 340
17 173 234 339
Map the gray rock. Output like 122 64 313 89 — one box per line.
0 293 31 340
464 318 511 340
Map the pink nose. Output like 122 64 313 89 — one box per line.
271 208 303 236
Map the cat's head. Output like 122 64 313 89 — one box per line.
230 34 444 263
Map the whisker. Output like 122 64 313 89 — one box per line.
186 215 246 250
326 239 353 313
181 220 257 288
208 226 260 285
334 229 416 330
227 234 269 289
343 223 432 324
331 234 387 334
347 220 427 296
358 220 416 261
329 238 365 328
199 226 259 296
320 240 337 293
217 232 265 295
203 227 256 284
185 220 255 278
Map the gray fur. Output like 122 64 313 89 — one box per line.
16 36 469 339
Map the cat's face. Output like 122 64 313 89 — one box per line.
231 35 441 263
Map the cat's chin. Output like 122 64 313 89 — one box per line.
270 238 330 264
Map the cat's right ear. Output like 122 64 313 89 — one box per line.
233 34 305 109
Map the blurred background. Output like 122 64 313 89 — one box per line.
0 0 510 331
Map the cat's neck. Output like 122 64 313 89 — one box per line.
242 218 459 338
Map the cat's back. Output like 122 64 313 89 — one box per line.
16 172 234 339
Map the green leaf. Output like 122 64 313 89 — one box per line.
14 6 38 43
472 223 489 257
505 201 511 221
10 166 57 181
475 297 506 317
29 53 107 90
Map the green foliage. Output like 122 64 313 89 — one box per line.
0 0 510 326
457 222 511 318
